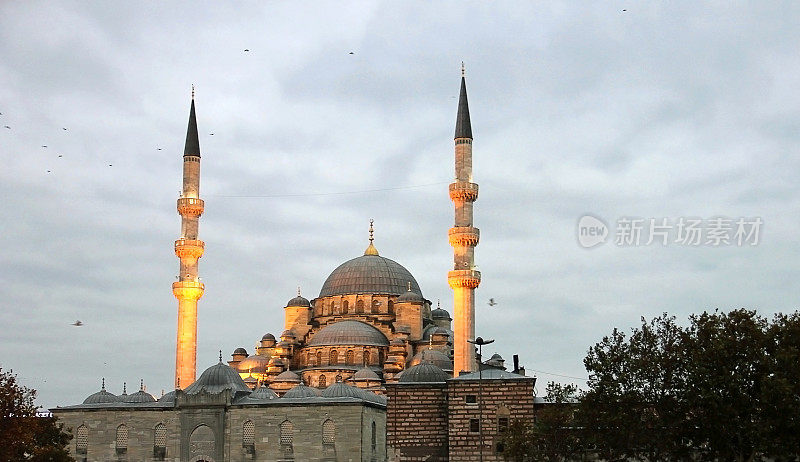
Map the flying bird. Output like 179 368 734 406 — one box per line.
108 164 113 167
58 154 62 157
42 145 47 148
46 170 51 173
622 9 627 11
3 125 10 129
62 127 67 130
348 51 354 55
244 49 250 52
487 298 497 307
157 147 162 150
72 320 83 326
209 133 214 135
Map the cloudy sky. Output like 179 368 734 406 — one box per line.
1 1 799 410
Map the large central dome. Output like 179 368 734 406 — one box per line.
319 254 422 298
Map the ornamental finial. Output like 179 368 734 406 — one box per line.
219 350 223 363
101 377 105 391
297 286 301 297
191 84 195 100
461 61 465 77
140 379 144 391
364 219 379 255
123 382 127 395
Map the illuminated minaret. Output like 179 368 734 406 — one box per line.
448 65 481 375
173 87 205 388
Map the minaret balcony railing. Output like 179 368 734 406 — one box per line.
172 280 205 300
449 181 479 202
447 269 482 289
177 197 204 218
448 226 480 247
174 239 205 260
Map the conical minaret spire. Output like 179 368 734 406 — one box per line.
448 66 481 375
173 87 205 389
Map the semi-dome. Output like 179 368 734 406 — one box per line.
184 362 251 395
83 381 119 404
319 254 422 298
283 383 322 399
408 349 453 372
397 287 423 303
237 355 270 373
287 295 310 307
398 362 449 383
308 320 389 347
273 370 301 383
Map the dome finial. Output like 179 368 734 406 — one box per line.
191 84 195 100
461 61 465 77
437 299 441 309
364 219 379 256
123 382 127 395
297 286 301 297
101 377 106 391
219 350 223 363
140 379 144 391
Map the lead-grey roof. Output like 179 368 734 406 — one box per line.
398 362 450 383
319 254 422 298
449 369 534 381
308 320 389 347
454 76 472 139
283 383 322 399
184 362 252 395
82 388 119 404
183 98 200 157
408 349 453 372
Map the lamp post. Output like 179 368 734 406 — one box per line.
468 336 494 462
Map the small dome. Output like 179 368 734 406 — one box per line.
82 385 119 405
397 288 423 303
351 367 381 381
398 362 449 383
273 370 301 383
308 320 389 347
249 385 279 400
184 362 251 395
408 349 453 372
280 330 296 339
431 307 451 320
233 347 248 356
319 254 422 298
322 382 364 399
237 355 271 373
283 383 322 399
158 390 176 403
268 357 286 367
390 338 405 346
262 333 276 341
287 295 310 307
123 389 156 403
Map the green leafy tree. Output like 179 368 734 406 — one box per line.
0 367 74 462
500 382 583 461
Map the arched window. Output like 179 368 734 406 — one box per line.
116 424 128 452
371 421 377 453
322 419 336 445
378 350 384 364
329 301 335 315
363 349 371 366
342 300 349 314
318 375 327 388
346 350 355 364
316 351 322 366
370 300 379 314
329 349 338 365
76 425 88 454
307 352 313 366
356 300 365 314
387 300 394 314
243 420 255 446
372 350 379 365
335 374 343 383
154 423 167 448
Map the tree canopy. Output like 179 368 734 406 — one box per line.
0 367 74 462
501 309 800 461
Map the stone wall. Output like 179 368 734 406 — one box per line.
386 383 449 461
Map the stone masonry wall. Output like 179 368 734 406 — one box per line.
386 383 449 461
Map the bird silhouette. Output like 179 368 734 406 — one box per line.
46 170 51 173
244 49 250 52
108 164 113 167
349 51 354 55
57 154 62 158
72 320 83 326
209 133 214 135
4 125 10 129
42 145 47 148
62 127 67 130
157 147 162 150
487 298 497 307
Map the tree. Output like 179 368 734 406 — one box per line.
582 309 800 461
500 382 583 462
0 367 74 462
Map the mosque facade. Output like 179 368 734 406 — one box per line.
52 71 537 462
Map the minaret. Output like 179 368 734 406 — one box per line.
173 86 205 388
448 65 481 375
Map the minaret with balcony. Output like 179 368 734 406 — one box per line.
173 87 205 388
448 66 481 375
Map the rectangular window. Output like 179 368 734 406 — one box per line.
469 419 480 433
465 394 477 405
498 417 509 433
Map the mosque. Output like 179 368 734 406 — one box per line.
52 70 535 462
